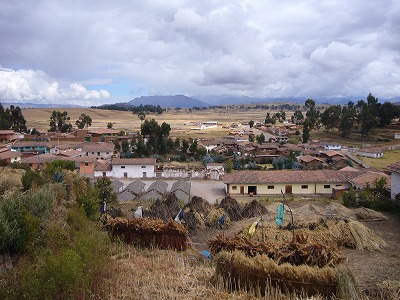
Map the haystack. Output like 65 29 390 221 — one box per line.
241 200 268 218
181 196 212 231
218 196 242 221
353 207 388 221
347 219 387 251
206 208 231 228
208 234 344 268
105 217 188 251
211 250 351 298
143 193 182 221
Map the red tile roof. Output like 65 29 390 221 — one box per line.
350 171 390 189
386 161 400 173
112 158 156 165
82 142 115 153
223 170 363 184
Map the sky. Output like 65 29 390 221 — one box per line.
0 0 399 106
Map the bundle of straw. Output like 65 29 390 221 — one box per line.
105 217 189 251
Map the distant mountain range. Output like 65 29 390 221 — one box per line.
2 95 400 109
127 94 400 108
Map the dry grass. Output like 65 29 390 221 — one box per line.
108 245 262 300
22 107 279 138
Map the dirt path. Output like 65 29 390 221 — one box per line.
342 216 400 293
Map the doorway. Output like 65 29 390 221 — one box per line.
285 185 292 194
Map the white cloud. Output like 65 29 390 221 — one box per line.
0 67 110 103
0 0 399 102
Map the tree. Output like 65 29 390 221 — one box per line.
75 113 92 130
49 111 72 132
321 105 341 131
189 140 198 153
95 177 117 203
107 122 113 129
339 102 357 137
249 134 255 143
181 139 189 153
121 140 130 153
0 103 27 132
137 111 146 123
302 120 311 143
378 101 399 127
291 110 304 124
249 120 254 128
256 133 265 144
304 99 320 130
357 96 377 136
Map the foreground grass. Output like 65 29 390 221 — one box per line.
108 243 331 300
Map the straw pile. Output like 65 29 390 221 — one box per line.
241 200 268 218
353 207 388 221
105 217 189 251
206 208 231 228
143 193 182 221
347 219 387 251
218 196 243 221
208 234 345 268
243 218 386 251
212 250 342 298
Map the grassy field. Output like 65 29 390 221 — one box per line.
356 150 400 170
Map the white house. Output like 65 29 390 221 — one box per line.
395 132 400 140
79 142 115 159
323 143 342 150
357 148 384 158
386 162 400 199
110 158 156 179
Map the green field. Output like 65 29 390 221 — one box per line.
356 150 400 170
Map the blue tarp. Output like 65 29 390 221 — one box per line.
276 203 285 226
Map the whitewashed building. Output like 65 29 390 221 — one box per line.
386 162 400 199
110 158 156 179
357 148 384 158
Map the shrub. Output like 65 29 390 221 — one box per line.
21 170 43 191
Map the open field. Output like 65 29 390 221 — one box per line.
22 107 287 138
356 150 400 170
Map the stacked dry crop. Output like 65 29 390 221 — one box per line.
105 217 189 250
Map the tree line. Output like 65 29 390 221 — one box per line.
92 103 164 114
319 93 400 138
0 103 27 132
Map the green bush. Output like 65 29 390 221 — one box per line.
21 170 43 191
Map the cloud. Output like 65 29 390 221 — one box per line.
0 0 399 102
0 67 110 103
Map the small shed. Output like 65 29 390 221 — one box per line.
111 180 124 193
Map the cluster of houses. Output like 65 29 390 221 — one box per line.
1 128 400 200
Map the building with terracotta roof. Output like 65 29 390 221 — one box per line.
0 150 22 164
21 153 96 176
386 161 400 199
298 155 325 170
223 170 364 196
111 158 156 179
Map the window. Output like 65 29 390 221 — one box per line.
121 166 125 169
232 186 237 190
97 152 100 156
141 166 146 168
324 184 331 189
102 172 106 177
92 152 94 155
84 162 89 167
156 172 161 178
301 185 308 189
268 185 274 189
106 152 109 154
